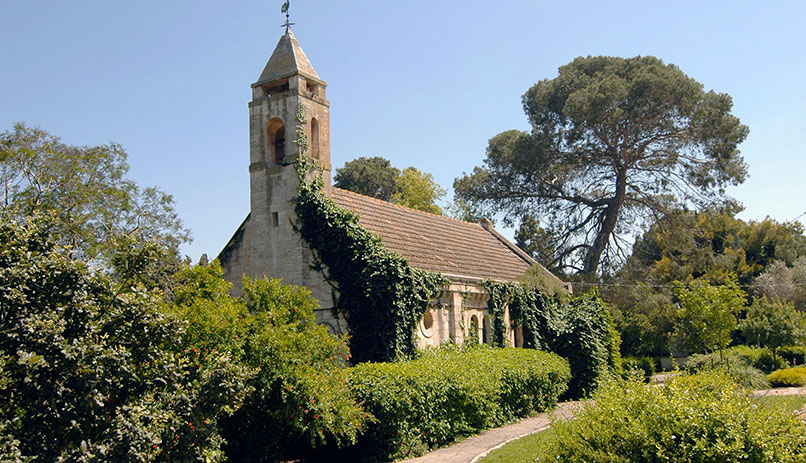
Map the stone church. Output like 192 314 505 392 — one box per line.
218 27 565 348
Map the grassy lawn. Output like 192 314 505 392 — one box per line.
480 428 556 463
479 395 806 463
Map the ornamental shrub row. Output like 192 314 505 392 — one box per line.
340 346 570 462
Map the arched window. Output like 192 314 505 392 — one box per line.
469 315 480 344
310 117 320 160
266 118 285 165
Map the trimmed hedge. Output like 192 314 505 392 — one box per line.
768 367 806 388
343 346 570 461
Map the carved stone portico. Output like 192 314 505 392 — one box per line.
218 27 565 348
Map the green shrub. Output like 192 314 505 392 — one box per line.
686 352 769 389
343 346 570 461
538 373 806 462
779 345 806 366
622 356 656 380
728 345 789 373
0 217 252 462
768 367 806 388
170 264 368 463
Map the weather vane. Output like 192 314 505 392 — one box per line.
281 1 294 31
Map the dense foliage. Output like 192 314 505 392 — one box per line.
455 56 748 275
754 257 806 309
0 217 250 463
333 156 400 201
334 156 447 214
168 264 367 463
341 346 570 461
0 123 190 266
608 209 806 357
740 297 806 360
621 355 656 380
779 345 806 366
538 373 806 462
294 158 445 363
685 351 770 389
725 345 788 374
673 274 745 355
483 281 621 398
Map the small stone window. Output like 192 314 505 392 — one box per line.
469 315 480 344
272 212 279 227
310 117 320 160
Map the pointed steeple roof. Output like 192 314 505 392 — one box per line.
255 28 323 86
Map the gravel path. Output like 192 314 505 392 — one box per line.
398 402 577 463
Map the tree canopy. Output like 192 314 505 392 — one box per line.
606 208 806 357
333 156 400 202
454 56 748 275
391 167 447 215
334 157 446 215
0 123 190 265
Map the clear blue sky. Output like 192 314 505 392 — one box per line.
2 1 804 261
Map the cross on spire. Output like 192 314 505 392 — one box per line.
281 1 294 31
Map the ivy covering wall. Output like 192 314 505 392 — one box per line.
483 280 622 398
293 158 446 363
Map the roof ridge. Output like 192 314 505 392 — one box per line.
328 186 483 228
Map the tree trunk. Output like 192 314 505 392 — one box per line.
581 169 627 275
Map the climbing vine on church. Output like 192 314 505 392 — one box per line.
482 280 622 399
293 157 446 363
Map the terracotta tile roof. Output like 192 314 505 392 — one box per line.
327 187 537 282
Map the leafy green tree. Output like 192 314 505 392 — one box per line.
740 297 806 361
333 156 400 201
391 166 446 215
0 123 190 265
334 157 446 215
605 209 806 357
454 56 749 275
0 216 250 463
673 274 746 357
170 264 367 463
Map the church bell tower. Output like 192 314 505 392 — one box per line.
229 26 332 296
